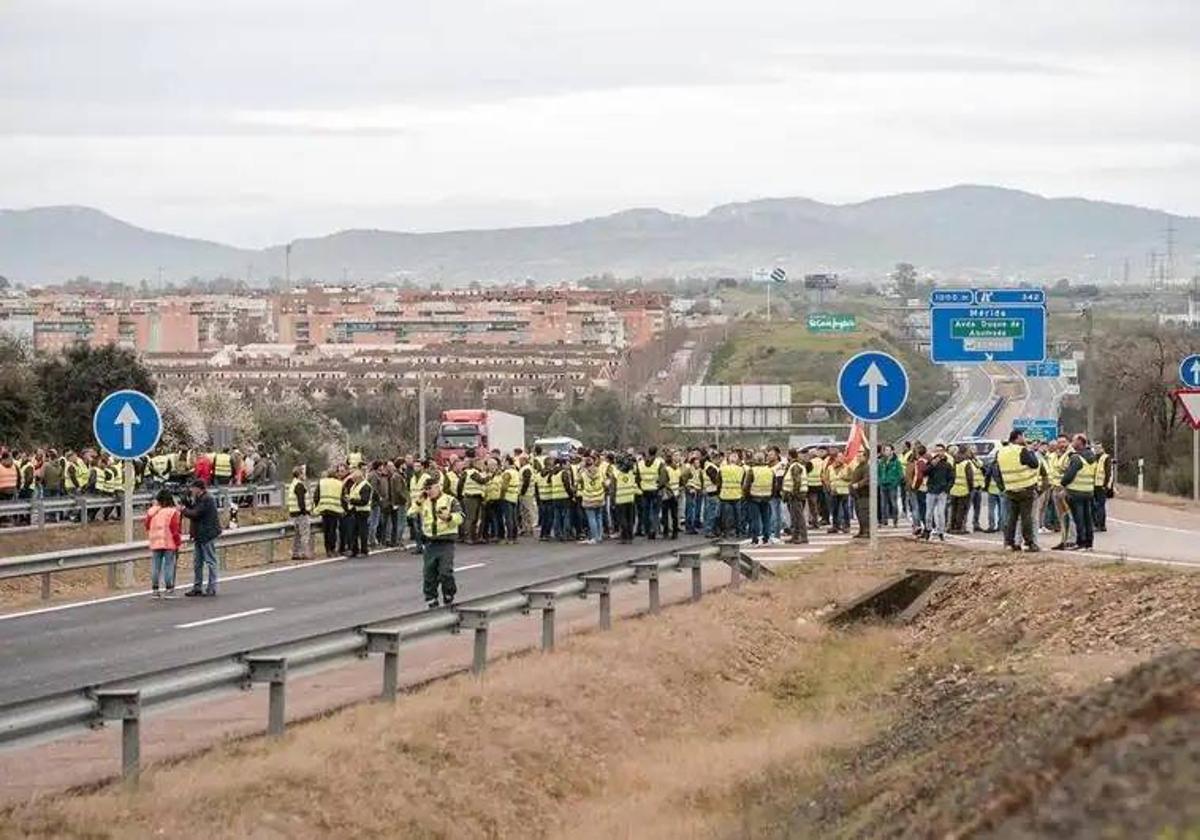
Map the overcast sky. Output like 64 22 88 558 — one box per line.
1 0 1198 246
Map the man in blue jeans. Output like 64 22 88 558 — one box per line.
182 479 223 596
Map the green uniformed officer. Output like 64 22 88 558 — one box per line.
415 476 464 608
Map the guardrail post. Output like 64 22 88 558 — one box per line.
677 551 703 602
34 496 45 529
633 562 661 614
584 576 613 630
262 538 275 565
526 590 557 652
107 562 118 590
458 609 490 676
218 546 229 572
78 496 89 526
365 629 403 700
718 541 742 589
96 689 141 783
246 656 288 736
40 572 51 600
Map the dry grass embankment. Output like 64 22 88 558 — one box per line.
0 508 290 611
4 541 1199 839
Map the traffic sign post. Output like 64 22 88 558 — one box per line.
929 288 1047 364
838 352 910 559
93 390 163 583
753 267 787 322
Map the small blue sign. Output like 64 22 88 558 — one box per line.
92 390 162 460
838 351 909 423
1180 354 1200 387
1025 361 1061 378
1012 417 1059 442
976 289 1046 306
930 289 974 306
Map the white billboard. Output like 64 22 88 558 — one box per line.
679 384 792 430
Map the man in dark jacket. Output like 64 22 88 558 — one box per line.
921 444 955 541
1060 434 1097 551
182 479 222 596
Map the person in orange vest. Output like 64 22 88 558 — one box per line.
144 489 182 598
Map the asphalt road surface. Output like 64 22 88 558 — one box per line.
0 536 706 708
943 496 1200 568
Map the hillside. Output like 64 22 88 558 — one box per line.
2 186 1196 285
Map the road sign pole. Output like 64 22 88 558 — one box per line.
766 281 771 323
868 422 878 559
121 461 134 587
1194 428 1198 505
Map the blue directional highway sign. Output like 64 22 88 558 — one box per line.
1013 417 1059 442
1179 354 1200 387
1025 361 1061 378
929 288 1047 364
838 351 909 423
92 390 162 460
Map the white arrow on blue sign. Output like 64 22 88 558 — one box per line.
92 389 163 460
1179 354 1200 387
837 351 909 423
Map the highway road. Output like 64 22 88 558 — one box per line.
0 537 705 708
902 365 999 444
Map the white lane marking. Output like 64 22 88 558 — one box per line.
0 544 416 623
175 607 274 629
454 563 487 572
1108 516 1200 535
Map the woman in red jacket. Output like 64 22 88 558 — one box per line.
145 489 183 598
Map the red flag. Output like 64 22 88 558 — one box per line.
843 421 866 462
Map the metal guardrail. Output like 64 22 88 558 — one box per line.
0 484 285 532
0 518 312 599
0 540 761 782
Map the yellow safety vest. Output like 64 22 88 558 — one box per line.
347 480 371 512
444 470 459 498
718 464 744 501
637 458 663 492
547 471 568 502
150 454 171 476
213 453 233 479
409 472 427 497
831 465 850 496
685 466 702 492
997 444 1038 492
287 478 305 514
613 468 638 505
503 467 521 504
484 473 503 502
701 464 719 495
348 452 364 469
781 461 808 495
461 468 484 497
1096 453 1110 488
419 494 463 541
534 471 551 501
579 470 607 506
1063 454 1096 494
950 461 970 498
313 477 345 515
748 465 773 498
665 465 682 494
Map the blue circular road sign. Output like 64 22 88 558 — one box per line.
837 351 909 423
1179 354 1200 388
92 389 163 460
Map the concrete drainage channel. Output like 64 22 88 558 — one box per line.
827 567 965 626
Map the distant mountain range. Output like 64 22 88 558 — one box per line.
2 185 1195 286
